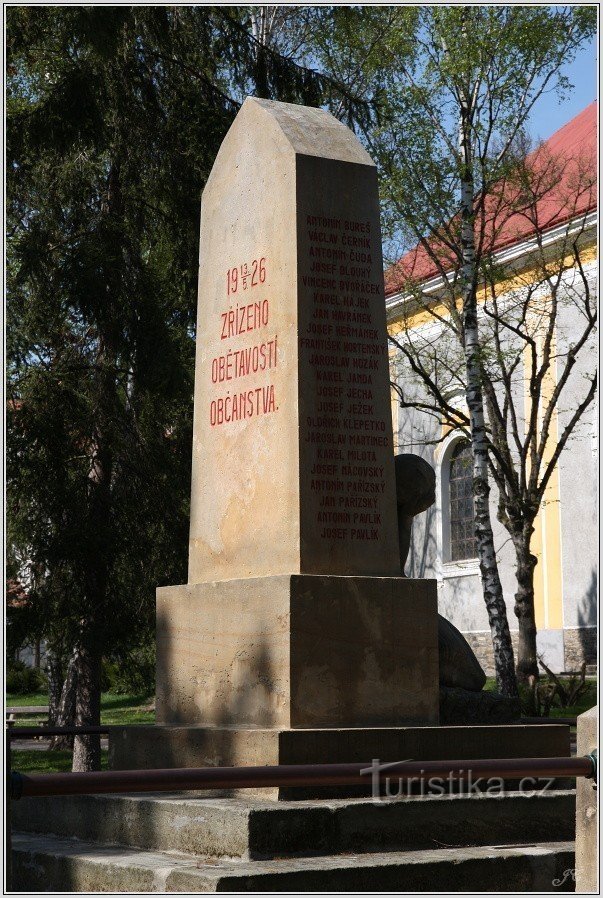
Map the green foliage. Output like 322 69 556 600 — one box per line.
485 675 597 720
6 601 40 660
522 665 595 718
7 6 218 662
102 643 155 696
6 660 48 695
6 8 367 735
311 6 596 259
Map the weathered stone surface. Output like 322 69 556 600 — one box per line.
463 630 521 677
153 97 440 736
439 686 521 725
110 722 570 802
156 575 438 728
189 97 400 583
11 832 576 893
464 627 597 677
438 616 487 692
563 627 597 671
12 833 199 893
12 718 576 892
575 705 597 893
393 453 486 694
12 790 575 860
394 453 436 576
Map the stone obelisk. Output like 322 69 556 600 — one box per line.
116 100 439 774
159 98 438 729
188 99 401 582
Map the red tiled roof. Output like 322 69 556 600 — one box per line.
385 102 597 297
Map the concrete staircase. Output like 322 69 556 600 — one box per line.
12 789 576 892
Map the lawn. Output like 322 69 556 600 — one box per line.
96 692 155 726
6 693 49 706
7 692 154 773
484 676 597 719
10 750 110 774
6 691 156 726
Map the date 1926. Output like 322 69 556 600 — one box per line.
227 257 266 295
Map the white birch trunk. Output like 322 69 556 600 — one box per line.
459 104 518 698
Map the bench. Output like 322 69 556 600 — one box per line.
6 706 49 728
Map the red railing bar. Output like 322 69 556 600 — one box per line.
519 717 577 726
11 755 595 799
9 725 117 738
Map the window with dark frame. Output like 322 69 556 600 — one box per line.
449 440 477 561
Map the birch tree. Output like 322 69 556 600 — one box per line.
373 8 594 687
390 142 596 681
481 162 596 681
314 5 595 694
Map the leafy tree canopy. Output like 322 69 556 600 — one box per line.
6 6 367 672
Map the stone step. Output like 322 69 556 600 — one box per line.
12 789 575 860
12 832 575 892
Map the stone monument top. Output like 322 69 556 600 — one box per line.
207 97 375 168
188 97 401 583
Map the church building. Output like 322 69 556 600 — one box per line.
385 103 597 675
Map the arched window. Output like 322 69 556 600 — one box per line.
449 440 477 561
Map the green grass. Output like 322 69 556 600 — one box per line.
546 679 597 719
6 691 155 726
484 675 597 718
98 692 155 726
10 750 109 774
7 692 154 773
6 693 48 706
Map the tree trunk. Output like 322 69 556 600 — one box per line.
458 94 518 699
251 7 270 99
75 429 111 771
49 648 78 751
69 158 119 773
513 532 539 681
46 650 63 726
72 642 102 772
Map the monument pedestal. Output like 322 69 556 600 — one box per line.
109 722 571 800
156 576 439 729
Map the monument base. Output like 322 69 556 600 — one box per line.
109 723 571 800
156 575 439 729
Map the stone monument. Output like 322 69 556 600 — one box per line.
110 99 570 782
158 97 438 732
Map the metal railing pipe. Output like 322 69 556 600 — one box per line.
8 725 113 739
10 755 596 800
520 717 577 727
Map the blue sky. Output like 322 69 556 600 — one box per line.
527 35 597 141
